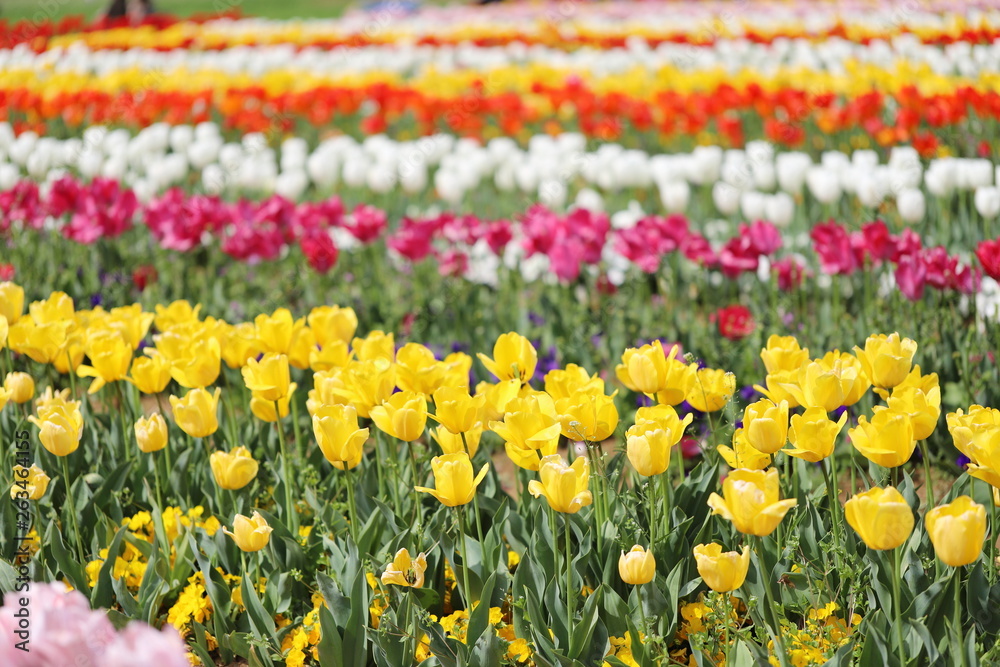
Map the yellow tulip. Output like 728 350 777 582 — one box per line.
0 315 7 349
255 308 299 354
854 332 917 390
821 351 871 406
415 452 488 507
351 330 395 363
686 368 736 413
220 322 264 370
432 387 486 434
754 369 801 409
308 305 358 348
431 424 483 458
395 343 448 395
153 300 201 331
491 409 562 471
718 428 772 471
0 387 8 412
886 384 940 441
441 352 473 390
250 383 297 422
29 291 74 324
28 404 83 456
76 330 133 394
287 324 316 370
168 387 221 438
128 354 172 394
849 409 916 468
693 544 751 592
241 353 291 402
476 379 522 422
616 341 681 395
52 331 85 375
106 304 154 350
760 335 809 375
477 332 537 384
7 318 70 364
544 364 603 400
925 496 987 567
785 408 848 462
527 455 593 514
309 339 351 373
0 282 24 324
329 359 395 418
787 358 859 412
844 486 914 551
742 399 789 454
210 446 260 490
134 414 168 453
224 511 272 552
618 546 656 585
555 392 619 441
707 468 797 536
964 426 1000 489
370 391 428 442
11 464 49 500
947 405 1000 464
168 335 221 389
381 548 428 588
4 372 34 404
626 408 694 476
35 387 73 413
312 404 369 470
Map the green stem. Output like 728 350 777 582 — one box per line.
461 432 485 545
754 536 789 667
564 515 574 637
919 440 935 509
290 395 304 460
61 455 85 561
345 464 359 544
457 508 475 609
824 456 844 575
954 567 967 667
274 404 296 530
892 547 907 667
151 450 164 510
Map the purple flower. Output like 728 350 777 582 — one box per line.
739 385 759 402
90 294 103 307
528 312 545 326
956 455 971 468
635 394 654 408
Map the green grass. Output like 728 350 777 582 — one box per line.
0 0 362 22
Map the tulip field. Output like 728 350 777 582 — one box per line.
3 1 1000 666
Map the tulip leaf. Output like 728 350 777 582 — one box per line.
91 523 129 609
316 605 345 667
730 639 756 667
242 572 279 647
858 610 890 666
111 572 139 617
968 562 1000 636
44 519 89 593
467 572 498 645
569 585 603 659
469 628 503 666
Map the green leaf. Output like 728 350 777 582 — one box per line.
242 572 279 647
92 524 129 609
316 606 345 667
569 585 603 660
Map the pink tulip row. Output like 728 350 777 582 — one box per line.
0 176 987 299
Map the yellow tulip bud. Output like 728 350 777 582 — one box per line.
250 383 296 423
965 425 1000 489
381 548 428 588
312 404 369 470
351 330 395 362
618 545 655 585
11 464 50 500
241 353 291 402
760 335 809 375
415 452 488 507
754 370 801 410
76 330 132 394
168 387 221 439
844 486 914 551
431 424 483 459
432 387 486 434
742 399 789 454
210 446 260 490
854 332 917 390
308 305 358 348
707 468 797 536
785 408 848 462
527 455 592 514
556 392 619 442
28 404 83 457
718 428 772 471
693 543 750 592
626 408 694 476
947 405 1000 464
686 368 736 413
255 308 298 355
128 354 172 394
925 496 987 567
134 414 169 453
4 372 34 404
224 511 272 552
0 282 25 325
287 325 315 370
370 391 428 442
309 339 351 373
788 358 859 412
477 332 537 384
848 409 916 468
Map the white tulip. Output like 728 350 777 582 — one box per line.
659 180 690 213
896 188 926 223
776 152 812 194
740 190 767 220
975 186 1000 218
713 182 742 216
765 192 795 227
806 166 842 204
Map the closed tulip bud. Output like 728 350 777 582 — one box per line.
28 404 83 456
0 282 24 325
693 544 751 592
134 414 168 453
313 404 369 470
210 446 259 490
844 486 914 551
618 546 656 585
477 332 537 384
544 364 603 401
128 354 172 394
760 335 809 375
168 387 221 438
849 409 916 468
415 452 488 507
718 428 772 471
241 353 291 402
965 426 1000 489
255 308 297 355
528 455 593 514
308 305 358 348
224 511 272 552
616 341 676 395
925 496 987 567
250 383 296 422
381 548 428 588
742 399 789 454
785 408 848 462
371 391 428 442
491 409 562 471
11 464 49 500
431 424 483 459
686 368 736 413
432 387 486 434
4 372 34 404
76 330 132 394
352 330 395 362
626 411 694 477
708 468 797 536
556 392 619 442
854 333 917 390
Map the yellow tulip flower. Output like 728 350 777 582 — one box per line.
844 486 914 551
4 372 34 404
754 369 801 409
718 428 772 471
947 405 1000 464
431 424 483 458
76 330 133 394
822 351 870 406
7 318 70 364
760 335 809 375
0 282 25 324
686 368 736 413
381 548 428 588
168 335 221 389
742 399 789 454
210 446 260 490
528 455 592 514
432 386 486 434
287 324 316 370
241 353 291 402
786 358 859 413
308 305 358 348
693 543 751 592
707 468 797 536
544 364 603 401
925 496 987 567
351 330 395 363
964 425 1000 489
330 359 395 418
887 385 940 441
168 387 221 438
477 332 537 384
784 408 848 462
29 291 74 324
128 354 173 394
491 409 562 471
312 404 369 470
415 452 488 507
854 332 917 390
309 339 351 373
224 511 272 552
11 464 50 500
134 414 168 453
370 391 428 442
153 300 201 332
255 308 299 355
28 403 83 456
250 383 297 422
618 546 656 585
555 392 618 441
220 322 264 370
849 408 916 468
394 343 448 395
0 315 7 350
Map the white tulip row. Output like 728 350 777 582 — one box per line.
3 121 1000 223
7 33 1000 79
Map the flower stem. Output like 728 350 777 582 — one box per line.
344 464 359 544
892 546 907 667
61 455 85 561
954 567 967 667
919 440 935 509
565 515 574 638
461 432 485 545
151 450 164 510
274 403 296 531
824 456 844 574
457 508 475 609
754 536 789 667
